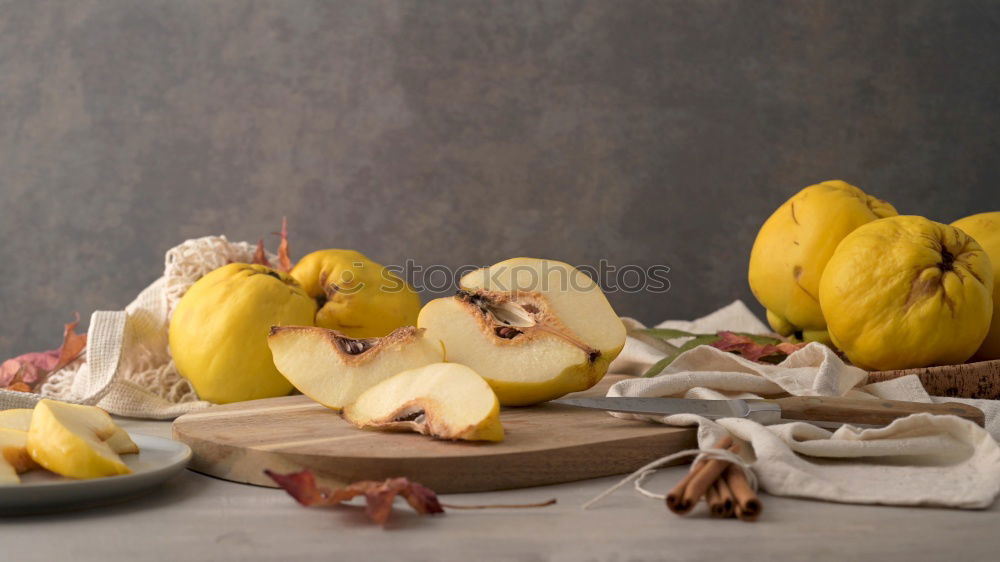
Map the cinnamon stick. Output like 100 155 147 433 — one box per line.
679 442 741 510
665 436 733 514
724 464 761 521
706 481 732 518
708 478 734 518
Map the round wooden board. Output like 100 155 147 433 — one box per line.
171 375 697 493
867 358 1000 399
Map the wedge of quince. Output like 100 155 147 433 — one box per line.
0 428 37 485
0 408 33 432
27 400 138 479
268 325 442 411
343 362 504 442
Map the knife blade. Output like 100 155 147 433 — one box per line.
551 396 985 427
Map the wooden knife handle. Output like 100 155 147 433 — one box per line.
764 396 985 427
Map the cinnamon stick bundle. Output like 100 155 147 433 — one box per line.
664 435 762 522
679 442 741 509
665 436 732 514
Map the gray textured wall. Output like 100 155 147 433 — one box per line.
2 0 1000 358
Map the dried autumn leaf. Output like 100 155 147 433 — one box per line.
52 313 87 373
6 382 31 393
252 239 272 268
264 470 444 525
710 331 806 363
275 216 293 273
1 354 55 386
2 314 87 393
639 329 808 377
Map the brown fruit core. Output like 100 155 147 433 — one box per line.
393 410 425 422
335 336 377 355
495 326 522 339
457 289 601 363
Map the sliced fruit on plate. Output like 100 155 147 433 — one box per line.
106 426 141 455
0 428 38 485
418 257 626 406
1 406 137 456
343 362 504 442
0 408 33 431
268 325 443 411
26 400 137 479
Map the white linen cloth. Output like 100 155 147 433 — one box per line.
0 236 267 418
607 301 1000 509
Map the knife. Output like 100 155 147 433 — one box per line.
551 396 986 427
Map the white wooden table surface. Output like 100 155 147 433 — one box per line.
4 417 999 562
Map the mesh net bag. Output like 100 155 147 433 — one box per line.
0 236 274 419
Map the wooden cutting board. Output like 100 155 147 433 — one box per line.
172 375 696 493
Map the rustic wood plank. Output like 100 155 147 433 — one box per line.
867 358 1000 399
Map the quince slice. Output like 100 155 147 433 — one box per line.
2 406 138 455
0 428 37 485
268 325 443 411
0 408 33 431
343 362 503 442
27 400 136 479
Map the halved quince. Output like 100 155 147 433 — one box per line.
290 249 422 339
27 400 137 479
417 258 626 406
268 325 442 411
343 362 503 442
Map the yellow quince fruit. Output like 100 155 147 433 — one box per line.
170 263 317 403
291 249 421 339
819 215 993 370
951 211 1000 360
749 180 897 343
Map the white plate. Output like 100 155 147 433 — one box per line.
0 434 191 515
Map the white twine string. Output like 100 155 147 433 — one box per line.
582 447 758 510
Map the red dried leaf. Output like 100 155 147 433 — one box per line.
2 314 86 393
52 313 87 373
1 354 55 387
265 470 444 526
6 382 30 393
275 216 293 273
252 239 272 268
710 331 807 363
1 359 24 386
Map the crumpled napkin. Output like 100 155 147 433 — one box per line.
607 301 1000 509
